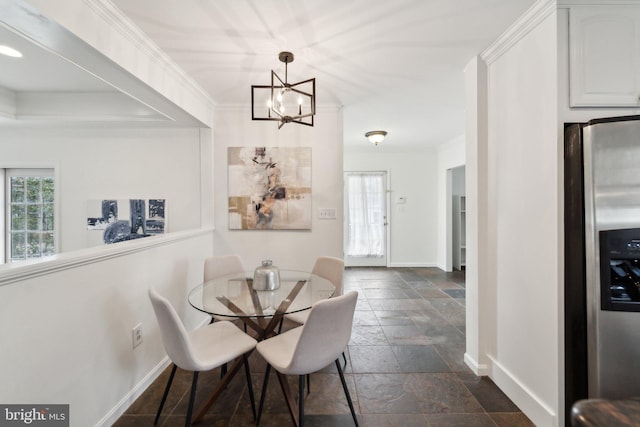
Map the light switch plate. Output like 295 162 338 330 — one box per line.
318 208 337 219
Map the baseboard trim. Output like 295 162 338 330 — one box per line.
98 315 211 426
97 357 171 427
388 262 438 268
464 352 490 376
488 355 557 427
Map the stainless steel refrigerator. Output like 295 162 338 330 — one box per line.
582 115 640 399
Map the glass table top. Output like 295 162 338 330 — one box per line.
188 269 335 319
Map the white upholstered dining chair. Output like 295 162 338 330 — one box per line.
148 287 257 426
256 291 359 427
283 256 347 370
285 256 344 326
204 254 245 282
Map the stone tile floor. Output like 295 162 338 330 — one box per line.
114 267 535 426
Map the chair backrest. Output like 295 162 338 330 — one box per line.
311 256 344 296
148 287 198 371
287 291 358 375
204 255 245 282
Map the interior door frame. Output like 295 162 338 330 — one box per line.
343 170 390 267
445 168 453 272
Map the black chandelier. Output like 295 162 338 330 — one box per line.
251 51 316 129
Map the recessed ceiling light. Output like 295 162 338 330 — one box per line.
0 45 23 58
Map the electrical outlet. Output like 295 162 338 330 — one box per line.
132 323 143 348
318 208 337 219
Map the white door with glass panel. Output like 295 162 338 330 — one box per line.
344 172 387 267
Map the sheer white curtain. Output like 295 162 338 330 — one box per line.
345 173 384 258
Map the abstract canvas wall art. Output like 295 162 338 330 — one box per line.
87 199 166 245
228 147 311 230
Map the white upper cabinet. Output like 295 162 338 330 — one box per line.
569 6 640 107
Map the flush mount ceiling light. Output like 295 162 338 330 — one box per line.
251 51 316 129
365 130 387 146
0 45 23 58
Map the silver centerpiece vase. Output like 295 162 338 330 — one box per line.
252 260 280 291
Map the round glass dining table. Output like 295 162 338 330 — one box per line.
188 269 335 338
188 270 336 425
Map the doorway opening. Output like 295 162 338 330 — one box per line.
449 166 465 272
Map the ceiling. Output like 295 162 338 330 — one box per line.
0 0 204 126
0 26 113 93
0 0 536 147
0 20 175 124
110 0 536 149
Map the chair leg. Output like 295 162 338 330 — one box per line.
335 359 359 426
343 351 348 366
154 364 177 425
306 374 310 395
243 354 257 421
220 363 227 379
257 364 271 426
299 374 305 427
185 371 199 427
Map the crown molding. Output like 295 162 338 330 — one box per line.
481 0 557 65
84 0 216 111
86 0 214 106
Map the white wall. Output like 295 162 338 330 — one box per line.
464 54 490 381
0 126 213 427
469 4 640 427
0 127 205 253
479 3 560 426
0 230 213 427
436 136 465 270
0 3 217 427
345 148 438 267
212 107 344 271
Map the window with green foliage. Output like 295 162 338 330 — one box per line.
4 169 55 263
